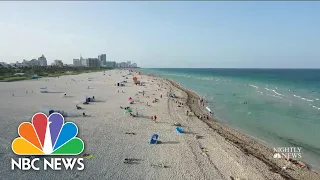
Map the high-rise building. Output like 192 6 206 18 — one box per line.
73 59 81 66
120 62 127 68
131 63 138 68
52 60 63 66
98 54 107 66
106 61 116 68
87 58 100 67
80 56 88 67
38 54 47 66
30 59 40 66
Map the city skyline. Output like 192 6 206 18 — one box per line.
0 2 319 68
1 53 138 68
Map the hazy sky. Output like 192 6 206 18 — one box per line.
0 1 319 68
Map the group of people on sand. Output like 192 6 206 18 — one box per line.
175 100 184 107
75 95 96 117
200 98 206 107
197 113 209 120
152 98 159 103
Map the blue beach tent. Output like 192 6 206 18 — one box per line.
149 134 159 144
176 127 184 133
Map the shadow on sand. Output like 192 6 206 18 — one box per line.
92 100 106 103
46 91 65 93
156 122 172 125
63 95 74 98
136 115 151 119
158 141 180 145
124 158 142 165
184 131 198 135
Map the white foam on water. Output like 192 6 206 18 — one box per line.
316 98 319 101
266 94 283 99
249 84 259 89
293 94 314 102
272 90 284 96
198 77 216 81
312 105 320 110
301 97 314 102
265 88 272 91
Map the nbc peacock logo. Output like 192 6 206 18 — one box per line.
12 112 84 155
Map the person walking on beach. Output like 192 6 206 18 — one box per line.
186 110 189 116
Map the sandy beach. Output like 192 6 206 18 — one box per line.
0 70 319 180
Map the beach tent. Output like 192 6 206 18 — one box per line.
124 109 133 113
32 74 39 79
149 134 159 144
167 92 177 98
176 127 184 134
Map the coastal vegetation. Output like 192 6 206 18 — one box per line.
0 64 113 82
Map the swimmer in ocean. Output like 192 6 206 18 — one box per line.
243 101 248 104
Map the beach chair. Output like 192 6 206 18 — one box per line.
176 127 184 134
149 134 159 144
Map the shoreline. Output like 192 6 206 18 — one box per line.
161 77 320 180
2 70 319 180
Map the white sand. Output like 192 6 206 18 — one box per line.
0 70 287 180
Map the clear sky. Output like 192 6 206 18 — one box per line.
0 1 319 68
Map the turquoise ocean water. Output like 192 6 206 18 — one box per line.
140 68 320 169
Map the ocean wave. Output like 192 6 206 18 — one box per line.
265 88 272 91
257 90 264 94
266 94 283 99
312 105 320 110
302 98 314 102
164 73 189 77
316 98 319 101
272 90 284 96
197 76 216 81
293 95 314 102
249 84 259 89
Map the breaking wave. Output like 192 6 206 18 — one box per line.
293 95 314 102
266 94 283 99
249 84 259 89
312 105 320 110
272 90 284 96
